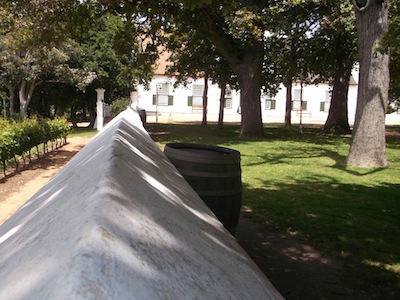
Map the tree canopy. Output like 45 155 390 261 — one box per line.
1 0 398 166
0 1 153 119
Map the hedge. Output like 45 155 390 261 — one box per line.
0 118 70 175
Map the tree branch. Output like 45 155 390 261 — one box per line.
199 7 243 67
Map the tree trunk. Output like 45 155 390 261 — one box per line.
236 67 263 137
233 46 264 138
323 55 352 134
10 94 14 117
202 71 208 126
6 83 15 117
218 82 227 129
88 104 96 128
71 105 78 128
19 82 29 119
205 14 264 137
347 0 389 167
284 77 292 127
19 79 37 119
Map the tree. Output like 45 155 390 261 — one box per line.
0 45 19 117
212 59 237 129
267 2 321 127
79 14 132 101
167 30 212 126
317 0 357 134
1 0 158 122
76 13 155 126
0 35 95 119
0 1 96 118
198 3 266 137
346 0 389 167
166 22 236 127
97 0 269 137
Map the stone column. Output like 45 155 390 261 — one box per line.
130 90 139 109
95 88 105 131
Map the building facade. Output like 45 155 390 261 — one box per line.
134 69 400 125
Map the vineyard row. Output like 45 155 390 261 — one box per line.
0 118 71 176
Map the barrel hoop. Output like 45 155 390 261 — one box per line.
197 189 242 197
166 152 240 165
179 169 241 178
165 143 240 164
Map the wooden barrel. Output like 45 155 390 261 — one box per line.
164 143 241 234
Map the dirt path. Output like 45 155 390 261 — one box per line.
235 215 376 299
0 136 91 225
0 135 387 299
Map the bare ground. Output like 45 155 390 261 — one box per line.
0 135 393 299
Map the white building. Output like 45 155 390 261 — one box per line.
134 62 400 125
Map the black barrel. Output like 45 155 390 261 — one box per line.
164 143 241 234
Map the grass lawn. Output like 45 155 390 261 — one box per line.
148 123 400 294
69 127 98 138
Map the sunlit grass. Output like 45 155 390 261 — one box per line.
68 127 98 138
363 260 400 275
149 123 400 294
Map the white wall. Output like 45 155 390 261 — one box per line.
137 76 241 117
136 74 400 125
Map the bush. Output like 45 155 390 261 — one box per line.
110 98 130 117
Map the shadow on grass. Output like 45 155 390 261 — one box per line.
148 122 400 297
242 145 390 177
148 123 350 143
242 178 400 298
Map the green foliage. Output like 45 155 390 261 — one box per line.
0 1 97 119
0 0 93 50
0 118 70 164
166 23 237 89
110 97 130 117
0 120 17 163
385 1 400 111
77 13 154 99
267 1 326 83
47 118 72 141
312 0 357 80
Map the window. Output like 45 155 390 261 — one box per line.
152 82 173 106
261 92 276 110
192 84 204 107
292 101 308 110
265 99 276 110
224 87 233 109
293 89 301 101
224 98 233 109
158 82 169 95
292 89 301 110
292 89 307 110
320 90 331 112
157 83 169 106
293 101 307 110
